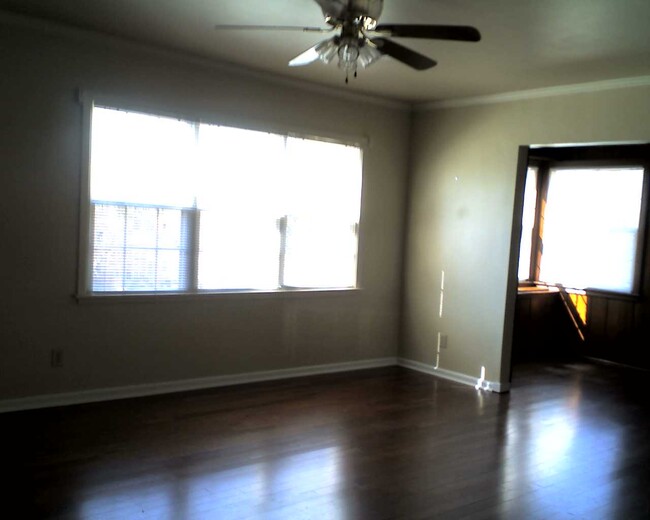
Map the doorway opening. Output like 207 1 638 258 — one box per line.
505 143 650 379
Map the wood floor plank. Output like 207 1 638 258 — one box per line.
1 361 648 519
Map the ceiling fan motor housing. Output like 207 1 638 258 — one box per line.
319 0 384 27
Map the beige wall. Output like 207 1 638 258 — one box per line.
0 21 410 400
403 86 650 386
4 16 649 404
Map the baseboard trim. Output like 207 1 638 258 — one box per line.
397 358 510 393
584 356 650 373
0 356 513 413
0 357 397 413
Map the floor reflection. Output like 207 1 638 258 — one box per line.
498 364 629 518
79 445 345 519
5 363 648 519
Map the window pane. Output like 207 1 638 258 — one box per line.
91 204 188 292
91 107 196 208
283 217 358 288
281 137 362 288
198 211 280 290
124 249 157 291
93 204 127 291
156 250 184 290
157 210 184 249
195 128 362 290
92 248 125 292
93 204 125 248
518 167 538 281
196 125 285 216
539 167 644 293
284 137 362 222
126 206 158 248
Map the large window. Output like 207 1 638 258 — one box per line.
80 105 363 295
518 145 648 296
539 166 644 293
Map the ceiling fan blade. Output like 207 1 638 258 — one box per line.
214 25 332 33
370 38 437 70
288 44 323 67
289 38 338 67
373 24 481 42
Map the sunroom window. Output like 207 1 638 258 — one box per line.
539 166 644 293
517 147 647 296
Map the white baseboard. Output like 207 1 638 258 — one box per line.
0 357 397 413
0 356 511 413
397 358 510 393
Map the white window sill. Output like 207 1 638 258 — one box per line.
75 287 362 304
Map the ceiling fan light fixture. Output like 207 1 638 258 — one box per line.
357 41 383 68
337 37 360 71
315 38 338 64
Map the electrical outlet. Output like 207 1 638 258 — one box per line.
438 334 448 350
50 349 63 368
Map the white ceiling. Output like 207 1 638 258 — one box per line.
2 0 649 103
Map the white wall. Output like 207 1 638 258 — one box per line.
0 19 411 400
403 85 650 387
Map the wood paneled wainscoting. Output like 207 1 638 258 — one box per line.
514 286 650 370
585 292 650 369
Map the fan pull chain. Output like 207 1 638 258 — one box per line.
344 70 358 84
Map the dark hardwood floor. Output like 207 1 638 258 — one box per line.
2 360 649 519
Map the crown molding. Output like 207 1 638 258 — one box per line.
0 10 409 111
5 10 648 117
417 75 650 111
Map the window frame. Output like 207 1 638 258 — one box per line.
76 94 367 301
517 163 541 283
520 149 650 298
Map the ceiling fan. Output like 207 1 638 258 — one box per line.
214 0 481 82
